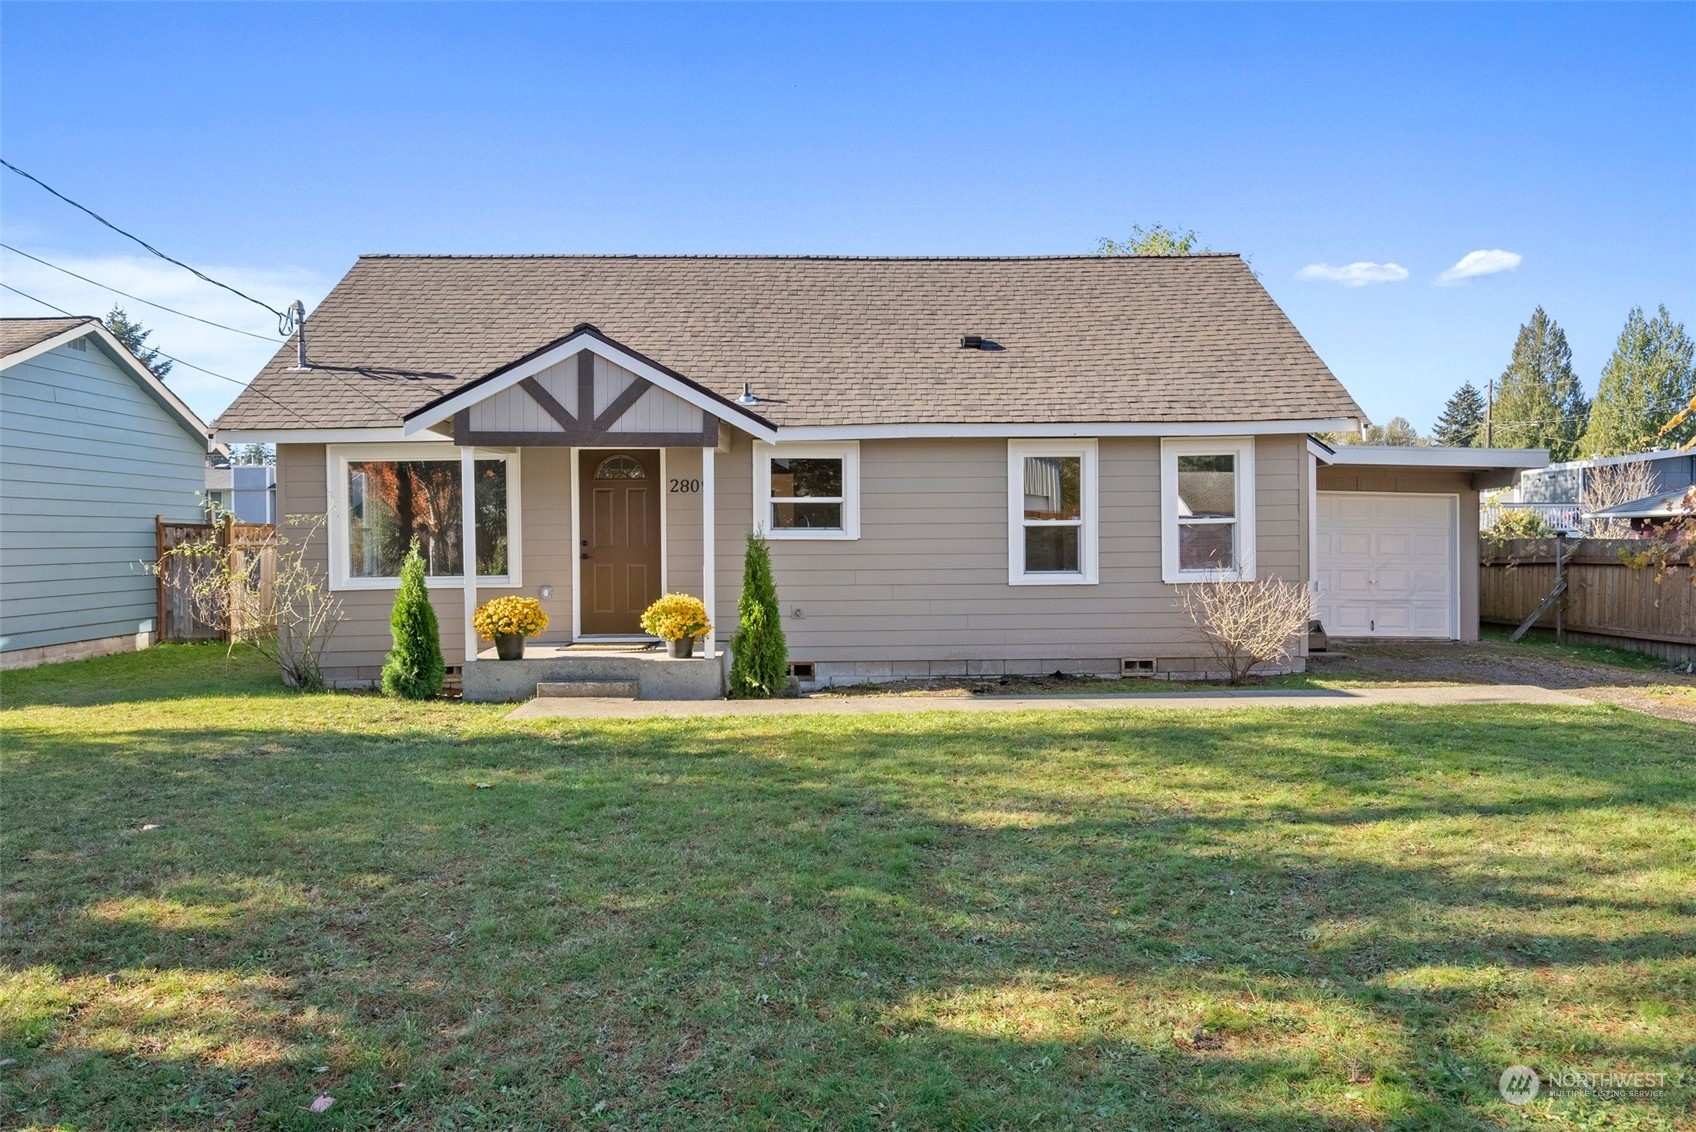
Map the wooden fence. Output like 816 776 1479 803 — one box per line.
1480 537 1696 661
156 516 278 642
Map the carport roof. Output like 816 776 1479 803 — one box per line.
1311 442 1549 471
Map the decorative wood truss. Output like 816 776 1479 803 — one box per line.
403 325 775 448
455 350 718 447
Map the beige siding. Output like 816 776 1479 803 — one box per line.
519 449 576 644
1315 465 1481 640
712 432 1311 677
279 432 1314 685
664 447 705 599
278 443 579 685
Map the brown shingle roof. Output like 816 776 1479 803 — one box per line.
214 255 1363 431
1 316 97 360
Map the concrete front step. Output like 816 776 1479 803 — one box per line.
462 651 723 702
536 680 637 699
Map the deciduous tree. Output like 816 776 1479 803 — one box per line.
1095 225 1206 256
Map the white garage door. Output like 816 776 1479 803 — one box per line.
1316 492 1458 639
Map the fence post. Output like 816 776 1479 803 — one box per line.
221 514 236 642
1554 532 1566 644
155 515 166 644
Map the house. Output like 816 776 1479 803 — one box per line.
1 316 213 669
205 453 278 523
1491 450 1696 533
213 254 1544 698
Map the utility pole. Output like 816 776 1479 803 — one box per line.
1485 375 1494 447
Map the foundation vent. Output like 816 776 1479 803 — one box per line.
1121 658 1156 677
787 661 816 681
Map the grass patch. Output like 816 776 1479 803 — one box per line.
2 644 1693 1129
1479 626 1683 673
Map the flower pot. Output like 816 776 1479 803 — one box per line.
494 634 526 661
666 637 695 659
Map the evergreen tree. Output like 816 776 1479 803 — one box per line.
1432 382 1487 447
1491 307 1589 461
381 540 444 699
1579 305 1695 456
728 531 788 699
103 306 173 380
1096 224 1206 256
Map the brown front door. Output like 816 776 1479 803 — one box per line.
579 450 661 635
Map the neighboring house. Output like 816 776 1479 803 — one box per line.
1 316 212 669
214 255 1543 696
1491 450 1696 532
205 454 278 523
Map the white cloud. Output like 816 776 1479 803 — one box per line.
1295 261 1409 287
1436 249 1522 285
0 250 329 421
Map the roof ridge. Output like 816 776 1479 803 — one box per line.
354 252 1246 262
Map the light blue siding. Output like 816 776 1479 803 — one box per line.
1 338 207 654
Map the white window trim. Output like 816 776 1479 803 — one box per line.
753 441 860 540
1161 436 1256 583
1007 439 1099 586
326 442 523 591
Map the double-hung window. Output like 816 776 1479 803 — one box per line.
1008 440 1098 584
1161 437 1256 582
754 442 860 539
327 444 522 589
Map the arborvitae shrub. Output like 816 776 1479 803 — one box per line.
380 540 445 699
728 531 788 698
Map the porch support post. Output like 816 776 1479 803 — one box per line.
701 445 716 659
460 446 478 665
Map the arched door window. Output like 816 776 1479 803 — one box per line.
594 454 647 480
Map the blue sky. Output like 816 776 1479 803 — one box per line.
2 2 1692 428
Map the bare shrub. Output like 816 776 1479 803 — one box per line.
1583 459 1658 538
1178 579 1314 685
151 515 343 690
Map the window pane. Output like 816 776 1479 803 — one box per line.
347 459 510 578
1023 455 1081 520
474 459 508 576
772 501 843 529
1024 525 1080 573
1178 522 1235 572
771 457 842 499
1177 454 1235 518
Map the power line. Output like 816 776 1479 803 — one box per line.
1 282 319 428
1 243 281 342
0 158 295 334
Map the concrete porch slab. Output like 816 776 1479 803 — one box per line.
463 646 723 702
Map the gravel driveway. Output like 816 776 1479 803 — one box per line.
1309 638 1696 724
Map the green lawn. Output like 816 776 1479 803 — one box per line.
2 645 1693 1131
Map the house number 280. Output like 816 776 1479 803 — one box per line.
669 478 701 493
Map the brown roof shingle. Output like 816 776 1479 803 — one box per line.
1 316 97 360
214 255 1363 431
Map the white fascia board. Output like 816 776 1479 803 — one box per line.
774 418 1359 442
1324 446 1549 470
5 321 215 450
217 427 411 445
402 336 779 442
0 321 100 369
1307 435 1337 464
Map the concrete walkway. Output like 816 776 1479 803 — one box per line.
506 683 1588 720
